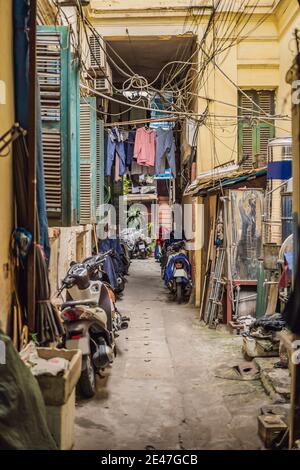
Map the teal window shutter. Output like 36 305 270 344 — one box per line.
37 25 74 227
69 55 80 225
79 97 97 224
238 90 275 169
96 119 105 220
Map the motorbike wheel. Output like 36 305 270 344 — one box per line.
116 276 125 293
141 250 146 259
176 283 183 304
79 355 96 398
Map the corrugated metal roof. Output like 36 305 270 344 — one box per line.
184 166 267 196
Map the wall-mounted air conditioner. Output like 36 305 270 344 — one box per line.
94 77 112 95
88 34 106 72
93 64 113 95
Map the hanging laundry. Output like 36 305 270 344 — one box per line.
155 128 176 177
124 129 136 167
114 154 122 183
106 127 126 178
134 127 156 167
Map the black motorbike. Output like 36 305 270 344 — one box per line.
133 236 149 259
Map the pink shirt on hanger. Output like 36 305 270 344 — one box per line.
133 127 156 167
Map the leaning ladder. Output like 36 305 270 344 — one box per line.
204 248 226 327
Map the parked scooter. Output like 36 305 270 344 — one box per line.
133 234 151 259
98 238 130 291
87 250 125 296
83 252 130 332
58 253 129 398
162 240 192 303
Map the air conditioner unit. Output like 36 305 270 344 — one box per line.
94 77 112 95
88 34 106 72
93 64 113 95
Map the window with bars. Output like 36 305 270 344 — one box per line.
238 90 275 169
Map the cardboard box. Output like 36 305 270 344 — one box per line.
46 389 76 450
36 347 82 406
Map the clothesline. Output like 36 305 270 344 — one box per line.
106 124 177 180
104 116 180 128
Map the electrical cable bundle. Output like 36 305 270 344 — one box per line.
75 1 287 123
47 0 292 174
8 125 64 347
35 243 65 345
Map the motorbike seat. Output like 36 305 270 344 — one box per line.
62 299 98 310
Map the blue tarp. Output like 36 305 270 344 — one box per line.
103 256 119 290
267 161 292 180
285 252 293 273
99 238 126 288
13 0 50 260
13 0 29 130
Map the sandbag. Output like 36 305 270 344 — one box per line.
0 333 57 450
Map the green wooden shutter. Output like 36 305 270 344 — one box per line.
69 56 80 225
238 90 275 169
255 91 275 167
256 124 274 167
239 125 254 170
239 91 256 169
79 97 97 224
37 25 77 227
96 119 105 220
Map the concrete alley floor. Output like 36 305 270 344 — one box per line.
74 259 270 450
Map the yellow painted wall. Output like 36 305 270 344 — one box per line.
90 0 278 14
91 0 198 10
0 0 14 332
196 15 281 173
276 0 299 137
195 5 300 172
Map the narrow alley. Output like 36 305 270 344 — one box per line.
75 259 269 450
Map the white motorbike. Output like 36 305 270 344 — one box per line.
58 255 128 398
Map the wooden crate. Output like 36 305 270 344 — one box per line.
36 347 82 406
258 415 287 448
46 389 76 450
243 336 279 359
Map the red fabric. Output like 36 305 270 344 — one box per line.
278 262 290 289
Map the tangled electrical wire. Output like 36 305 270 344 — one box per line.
44 0 290 132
